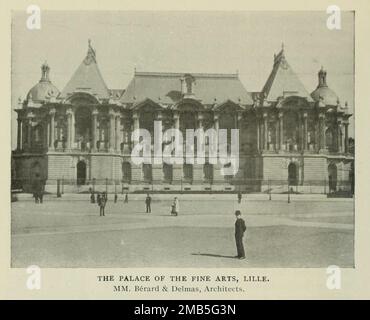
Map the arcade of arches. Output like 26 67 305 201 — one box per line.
12 43 354 193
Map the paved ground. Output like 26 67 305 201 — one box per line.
11 194 354 268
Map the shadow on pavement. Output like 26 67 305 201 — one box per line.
191 253 236 259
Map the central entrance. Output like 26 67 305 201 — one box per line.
77 160 87 185
288 162 298 186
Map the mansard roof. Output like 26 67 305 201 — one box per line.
261 45 313 103
120 71 254 106
60 40 110 101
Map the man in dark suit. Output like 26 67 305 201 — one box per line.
234 210 246 260
237 191 242 204
99 194 106 216
145 193 152 213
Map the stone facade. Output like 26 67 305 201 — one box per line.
12 42 354 193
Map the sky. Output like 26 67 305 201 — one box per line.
11 11 355 149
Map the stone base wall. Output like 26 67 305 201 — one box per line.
13 152 354 194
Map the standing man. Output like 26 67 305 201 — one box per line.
237 191 242 204
124 193 128 203
145 193 152 213
114 193 118 203
99 193 106 216
234 210 246 260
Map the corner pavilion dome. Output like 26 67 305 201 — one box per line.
26 62 60 104
311 67 340 106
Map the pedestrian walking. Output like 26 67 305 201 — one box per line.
97 193 101 206
39 189 43 203
237 191 242 204
171 197 179 216
114 193 118 203
145 193 152 213
124 193 128 203
33 191 39 204
99 194 106 216
234 210 246 260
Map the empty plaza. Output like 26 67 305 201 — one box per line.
11 194 354 268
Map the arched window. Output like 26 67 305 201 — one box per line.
56 116 66 143
219 112 237 149
307 118 316 150
267 122 276 151
122 162 131 183
143 164 153 183
139 110 155 140
97 117 109 150
34 125 41 143
183 164 193 183
284 112 299 151
180 111 197 132
76 160 87 185
325 127 335 152
75 107 92 145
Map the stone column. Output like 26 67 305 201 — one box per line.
173 110 181 153
214 113 219 131
298 113 303 151
173 111 179 130
256 116 260 152
263 112 268 151
16 118 22 151
71 108 75 149
237 112 242 129
279 112 284 151
319 113 326 152
46 118 50 151
109 110 115 152
337 121 342 153
120 114 126 151
49 109 56 151
197 112 203 129
27 113 34 151
66 108 73 150
173 111 180 153
115 115 119 151
274 117 279 152
22 120 27 151
92 108 98 151
132 111 140 145
303 112 308 151
344 121 349 153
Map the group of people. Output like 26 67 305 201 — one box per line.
32 176 44 204
89 189 247 260
91 191 180 217
145 193 180 216
33 190 44 204
91 192 128 216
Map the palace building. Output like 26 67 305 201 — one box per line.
12 41 354 193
